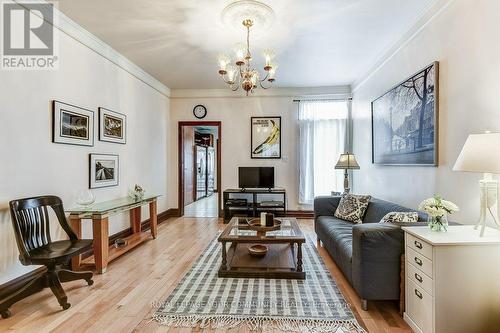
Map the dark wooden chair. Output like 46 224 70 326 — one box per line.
1 196 94 318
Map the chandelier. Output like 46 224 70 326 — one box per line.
217 1 277 95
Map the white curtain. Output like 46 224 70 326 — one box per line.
298 100 348 205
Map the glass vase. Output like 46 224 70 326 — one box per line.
428 215 448 232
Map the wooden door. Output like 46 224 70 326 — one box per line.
183 127 195 206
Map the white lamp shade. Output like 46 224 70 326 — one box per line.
453 133 500 174
335 153 360 170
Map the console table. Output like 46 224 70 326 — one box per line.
223 188 286 222
67 195 159 274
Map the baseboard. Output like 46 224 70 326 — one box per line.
285 210 314 219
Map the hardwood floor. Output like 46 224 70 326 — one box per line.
184 195 218 218
0 217 411 333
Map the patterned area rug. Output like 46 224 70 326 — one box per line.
153 235 366 333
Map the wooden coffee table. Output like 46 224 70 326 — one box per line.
218 217 306 279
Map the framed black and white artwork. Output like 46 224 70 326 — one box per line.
251 116 281 159
371 61 439 165
52 100 94 146
99 107 126 144
89 153 119 188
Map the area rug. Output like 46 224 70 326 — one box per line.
153 235 366 333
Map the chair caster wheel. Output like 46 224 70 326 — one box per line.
1 309 12 319
61 303 71 310
86 278 94 286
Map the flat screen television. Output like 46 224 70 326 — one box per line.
238 167 274 189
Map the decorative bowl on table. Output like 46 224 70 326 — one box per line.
248 244 268 257
247 218 281 236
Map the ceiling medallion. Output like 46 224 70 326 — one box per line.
217 0 277 96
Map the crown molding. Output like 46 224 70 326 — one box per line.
170 86 352 99
351 0 454 93
13 0 170 97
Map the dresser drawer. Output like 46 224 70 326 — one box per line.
407 233 433 259
408 261 433 295
407 247 433 278
407 279 433 333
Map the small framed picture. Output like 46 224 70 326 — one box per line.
89 153 119 189
251 116 281 159
52 100 94 146
99 107 126 144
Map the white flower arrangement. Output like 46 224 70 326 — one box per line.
418 195 459 218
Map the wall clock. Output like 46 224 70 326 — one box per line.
193 105 207 119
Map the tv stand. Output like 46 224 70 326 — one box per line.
223 188 286 223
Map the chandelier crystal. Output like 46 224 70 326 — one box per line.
217 2 277 96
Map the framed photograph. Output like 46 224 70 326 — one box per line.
99 107 126 144
89 154 119 188
371 61 439 165
251 116 281 159
52 100 94 146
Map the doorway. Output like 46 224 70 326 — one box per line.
178 121 221 218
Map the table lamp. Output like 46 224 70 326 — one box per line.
453 132 500 236
335 152 360 193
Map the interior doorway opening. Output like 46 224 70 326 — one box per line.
178 121 221 218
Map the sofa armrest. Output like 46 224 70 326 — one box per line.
313 196 341 220
351 223 404 301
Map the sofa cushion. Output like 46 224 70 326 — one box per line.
380 211 419 223
334 194 371 223
363 198 427 223
315 216 354 283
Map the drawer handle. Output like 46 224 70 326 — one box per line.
414 240 423 249
415 289 423 299
414 273 423 283
414 257 423 266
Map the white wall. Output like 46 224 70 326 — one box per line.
168 87 351 211
0 9 170 283
352 0 500 223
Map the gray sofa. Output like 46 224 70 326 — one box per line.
314 196 427 310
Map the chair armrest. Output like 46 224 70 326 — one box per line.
313 196 341 220
351 223 404 300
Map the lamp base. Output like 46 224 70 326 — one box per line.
475 173 500 237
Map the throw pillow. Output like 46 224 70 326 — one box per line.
380 211 419 223
334 194 371 223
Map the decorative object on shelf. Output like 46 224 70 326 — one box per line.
129 184 145 200
114 238 127 248
75 189 95 207
453 132 500 236
251 116 281 158
335 152 360 193
418 195 459 232
217 0 277 95
372 62 439 165
193 104 207 119
89 153 119 189
248 244 268 257
98 107 126 144
52 100 94 146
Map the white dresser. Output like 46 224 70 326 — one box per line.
403 226 500 333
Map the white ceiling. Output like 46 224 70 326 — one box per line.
58 0 436 89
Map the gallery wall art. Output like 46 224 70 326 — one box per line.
251 116 281 159
99 107 126 144
52 100 94 146
371 62 439 165
89 153 119 188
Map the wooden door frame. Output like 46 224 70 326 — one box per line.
178 121 222 217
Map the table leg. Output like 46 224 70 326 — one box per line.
297 242 303 272
149 200 158 239
69 214 82 271
130 206 142 233
92 216 109 274
221 242 227 270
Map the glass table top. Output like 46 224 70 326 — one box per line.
222 217 304 239
66 195 159 215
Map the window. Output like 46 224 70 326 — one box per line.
298 100 349 205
